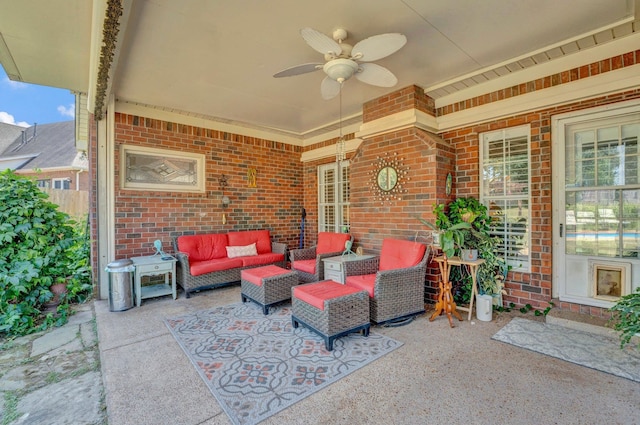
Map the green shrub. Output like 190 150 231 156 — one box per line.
609 288 640 349
0 170 92 337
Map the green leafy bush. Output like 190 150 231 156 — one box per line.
0 170 92 337
609 288 640 349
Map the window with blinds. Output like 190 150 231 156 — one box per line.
480 125 531 271
318 161 350 233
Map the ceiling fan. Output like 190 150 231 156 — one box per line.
274 27 407 100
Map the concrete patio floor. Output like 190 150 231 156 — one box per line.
95 284 640 425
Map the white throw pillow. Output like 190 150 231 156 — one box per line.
226 243 257 258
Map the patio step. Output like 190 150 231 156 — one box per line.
545 309 617 339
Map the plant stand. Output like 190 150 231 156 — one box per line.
430 256 463 327
431 255 485 326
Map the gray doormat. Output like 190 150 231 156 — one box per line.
492 317 640 383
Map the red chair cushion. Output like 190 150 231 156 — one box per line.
227 230 272 254
292 259 316 274
240 252 285 267
379 239 426 271
189 258 243 276
241 265 289 286
316 232 351 255
293 280 362 310
177 234 228 261
345 274 376 297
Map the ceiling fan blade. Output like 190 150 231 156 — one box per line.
300 27 341 57
273 63 323 78
320 76 341 100
355 63 398 87
351 33 407 62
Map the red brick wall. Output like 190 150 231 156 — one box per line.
15 169 89 191
441 88 640 318
363 84 435 123
111 113 303 258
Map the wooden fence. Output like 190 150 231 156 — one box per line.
41 188 89 220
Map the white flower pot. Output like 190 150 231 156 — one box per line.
476 294 493 322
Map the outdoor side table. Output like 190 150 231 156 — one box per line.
130 255 177 307
322 254 376 284
431 255 485 326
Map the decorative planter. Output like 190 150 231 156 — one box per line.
460 248 478 261
43 282 68 313
476 294 493 321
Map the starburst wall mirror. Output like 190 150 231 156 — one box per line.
370 152 409 204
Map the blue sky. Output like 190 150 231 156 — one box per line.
0 67 75 128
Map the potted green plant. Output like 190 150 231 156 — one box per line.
419 197 508 305
417 204 470 259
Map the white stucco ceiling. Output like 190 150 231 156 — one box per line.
0 0 635 138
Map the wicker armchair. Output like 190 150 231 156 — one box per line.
290 232 353 283
343 239 430 324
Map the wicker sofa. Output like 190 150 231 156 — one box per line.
172 230 287 298
343 238 430 324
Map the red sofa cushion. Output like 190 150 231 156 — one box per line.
293 280 363 311
379 239 426 271
240 252 285 267
190 258 243 276
316 232 351 255
241 265 289 286
228 230 272 254
177 233 228 261
292 259 316 274
345 274 376 297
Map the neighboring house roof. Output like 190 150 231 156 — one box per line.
0 122 26 153
0 121 86 171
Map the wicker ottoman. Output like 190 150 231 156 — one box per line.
291 280 370 351
241 265 298 315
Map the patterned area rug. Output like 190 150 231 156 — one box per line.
165 302 403 425
492 317 640 382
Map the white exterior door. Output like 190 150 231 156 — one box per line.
552 101 640 308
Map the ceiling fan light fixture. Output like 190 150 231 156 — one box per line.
323 58 358 83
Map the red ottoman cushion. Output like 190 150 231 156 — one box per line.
241 265 289 286
293 280 362 310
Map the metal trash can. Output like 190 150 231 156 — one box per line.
105 259 135 312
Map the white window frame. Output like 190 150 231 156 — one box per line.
36 179 50 188
318 161 350 233
52 178 70 190
479 124 531 272
120 145 205 193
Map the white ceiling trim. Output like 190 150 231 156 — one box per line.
302 120 361 146
300 138 363 163
431 31 640 109
87 0 106 114
436 64 640 133
0 32 20 81
115 101 304 146
356 109 438 140
426 15 635 95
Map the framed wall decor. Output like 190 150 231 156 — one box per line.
369 152 409 204
247 168 257 187
120 145 205 193
590 260 631 301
